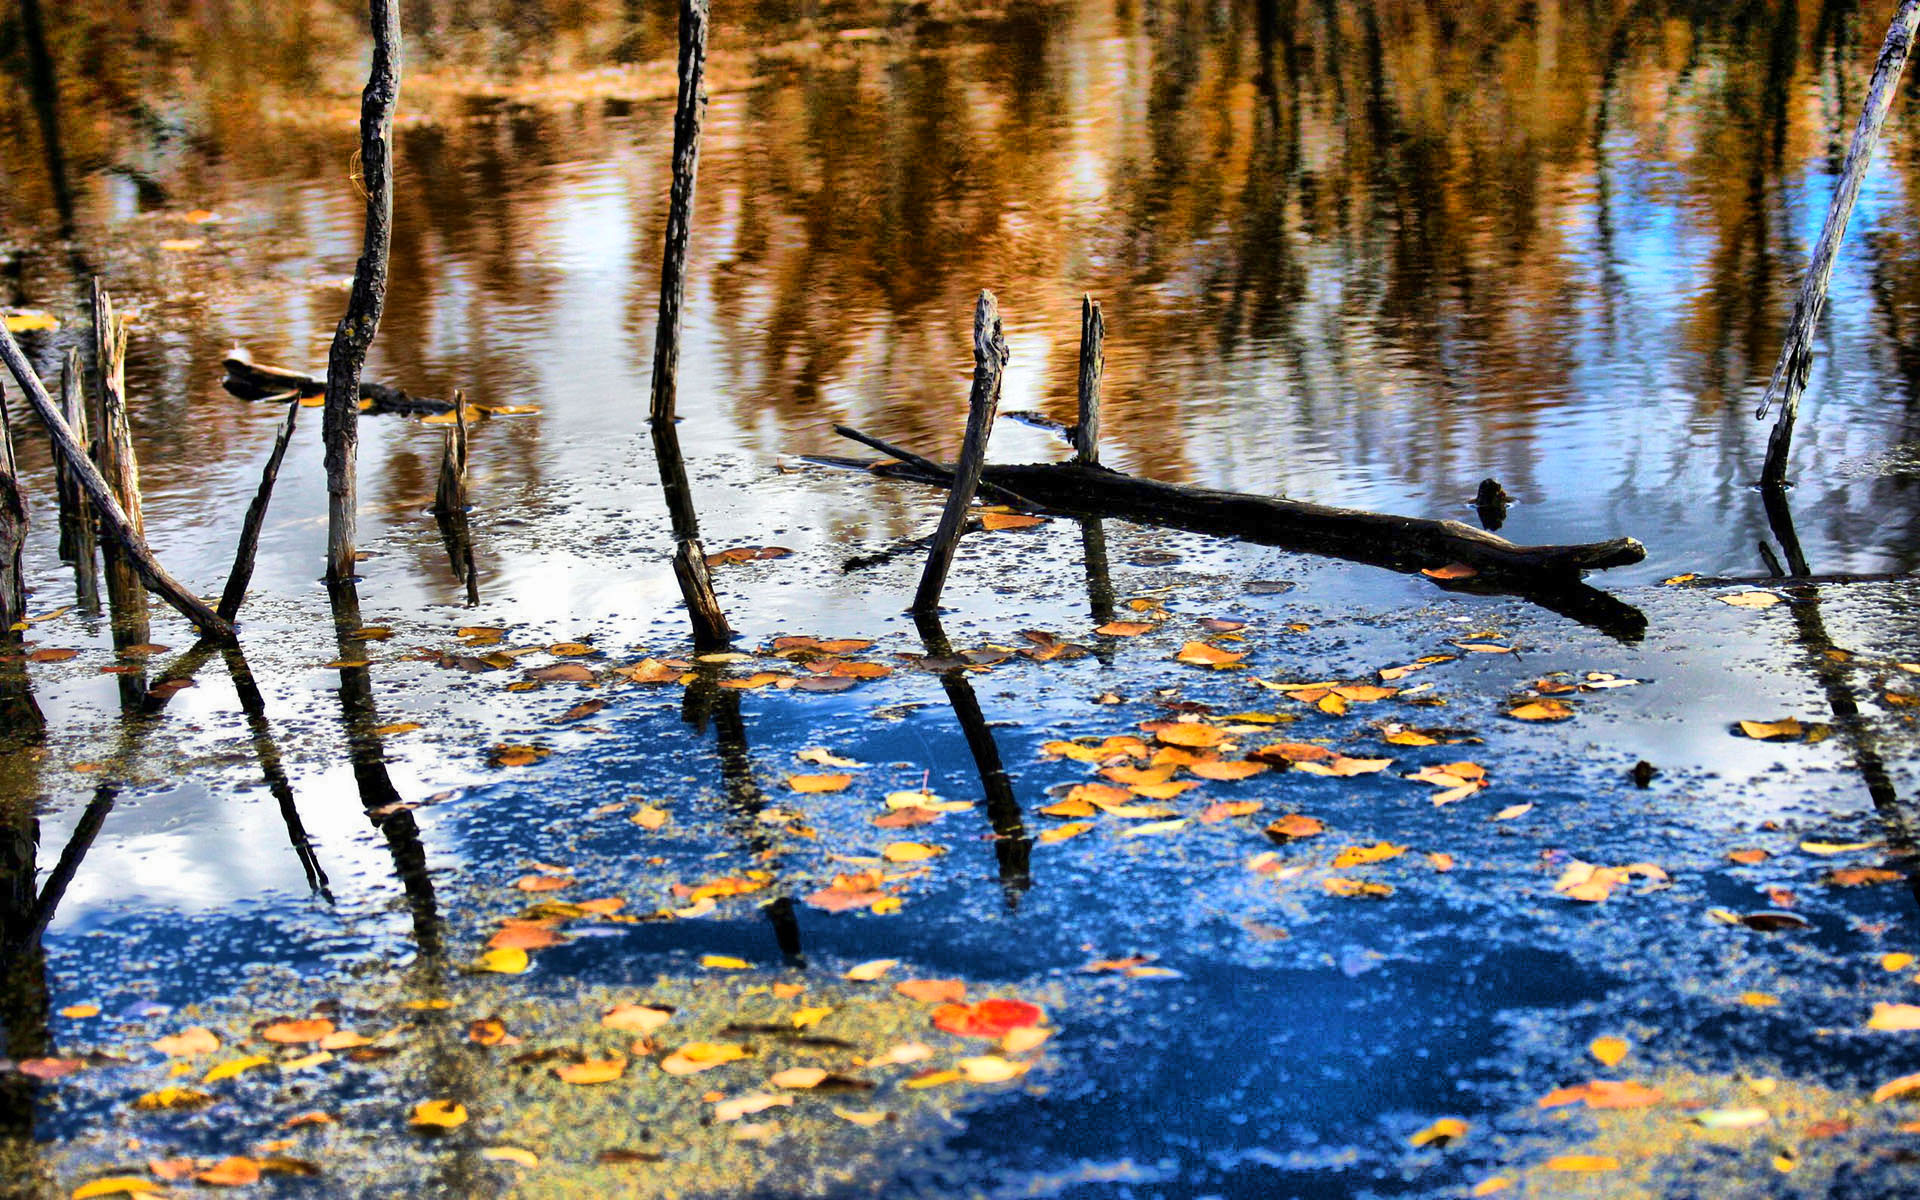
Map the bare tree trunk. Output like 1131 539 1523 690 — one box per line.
1756 0 1920 488
646 0 729 650
911 291 1010 614
0 401 27 639
1073 296 1104 466
324 0 403 580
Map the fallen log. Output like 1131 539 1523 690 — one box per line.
222 350 451 416
829 442 1644 582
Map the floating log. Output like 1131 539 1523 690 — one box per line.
222 350 453 416
837 447 1644 583
322 0 403 581
913 290 1010 614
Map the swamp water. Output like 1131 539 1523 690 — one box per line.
5 1 1920 1196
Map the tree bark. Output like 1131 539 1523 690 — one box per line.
1073 296 1104 466
0 400 26 639
912 290 1010 613
1757 0 1920 488
323 0 403 580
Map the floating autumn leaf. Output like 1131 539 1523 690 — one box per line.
701 954 753 970
1130 780 1199 801
1885 953 1917 972
134 1086 214 1110
58 1003 99 1019
884 791 971 813
1410 1117 1468 1148
704 546 794 566
1332 842 1406 868
660 1042 751 1075
152 1027 221 1057
1506 699 1573 721
1250 741 1335 764
1736 718 1804 741
714 1091 794 1122
1421 563 1477 580
1038 822 1094 844
1720 591 1782 609
1827 867 1903 887
554 1054 627 1084
1867 1004 1920 1032
1728 848 1769 865
1198 800 1261 823
478 947 530 974
480 1147 539 1167
1538 1080 1664 1110
1187 760 1267 782
980 512 1045 531
881 841 944 863
467 1017 511 1046
957 1055 1030 1083
1095 621 1155 636
1175 642 1245 667
17 1057 84 1080
71 1176 164 1198
770 1066 830 1089
513 873 573 893
527 662 595 683
797 747 864 769
491 744 551 767
1872 1072 1920 1103
843 959 898 982
203 1054 272 1083
892 978 966 1004
614 658 680 684
1545 1155 1619 1172
1265 814 1325 842
1589 1036 1630 1067
261 1018 335 1045
408 1099 468 1130
1492 802 1533 821
196 1156 262 1186
1693 1107 1770 1130
1323 877 1393 898
1295 755 1395 778
787 773 853 793
931 999 1045 1039
1553 861 1667 903
602 1003 674 1033
3 311 59 333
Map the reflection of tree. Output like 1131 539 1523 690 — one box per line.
0 675 48 1194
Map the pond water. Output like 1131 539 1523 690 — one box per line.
5 2 1920 1197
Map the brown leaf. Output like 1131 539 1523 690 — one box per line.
895 979 966 1004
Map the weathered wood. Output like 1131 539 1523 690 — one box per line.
1757 0 1920 488
840 447 1645 582
217 400 300 622
52 349 96 575
912 291 1011 614
89 282 152 657
0 324 236 641
832 424 1036 509
646 0 729 650
1074 296 1104 466
433 390 469 514
0 398 26 638
323 0 403 580
223 351 452 415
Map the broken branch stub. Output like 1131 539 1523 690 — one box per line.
912 290 1011 614
1074 296 1104 466
218 400 300 623
1756 0 1920 488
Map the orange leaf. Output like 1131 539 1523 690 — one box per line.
895 979 966 1004
261 1018 336 1045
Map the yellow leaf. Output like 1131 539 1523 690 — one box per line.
152 1027 220 1057
4 311 59 333
1872 1071 1920 1102
58 1004 99 1019
1174 642 1246 667
701 954 752 970
882 841 943 863
771 1067 829 1089
714 1091 793 1122
1589 1036 1630 1067
554 1055 627 1084
202 1055 272 1083
1739 992 1780 1007
133 1087 214 1110
1800 839 1882 855
833 1106 891 1126
957 1055 1029 1083
980 512 1045 531
480 1147 539 1167
1738 718 1803 741
1692 1107 1769 1129
1883 953 1916 972
280 1051 333 1071
408 1099 468 1129
904 1069 963 1089
1410 1117 1468 1148
631 805 670 830
1470 1178 1512 1197
1507 699 1573 721
602 1004 673 1033
1492 803 1533 821
1545 1155 1619 1172
158 238 204 252
1323 877 1394 898
1332 842 1406 868
1038 822 1094 844
1867 1003 1920 1032
660 1042 751 1075
884 791 971 812
791 1006 832 1028
843 959 898 981
1720 591 1782 608
195 1156 261 1186
478 947 530 974
787 773 853 793
71 1177 164 1198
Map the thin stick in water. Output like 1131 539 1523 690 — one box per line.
217 401 300 623
912 290 1011 614
1073 296 1104 466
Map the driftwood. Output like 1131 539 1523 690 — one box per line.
646 0 730 650
90 283 153 666
913 291 1010 613
322 0 402 580
1756 1 1920 488
217 400 300 622
0 322 236 641
1074 296 1104 466
52 349 95 576
222 351 452 415
833 425 1034 509
0 399 25 637
840 450 1644 582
